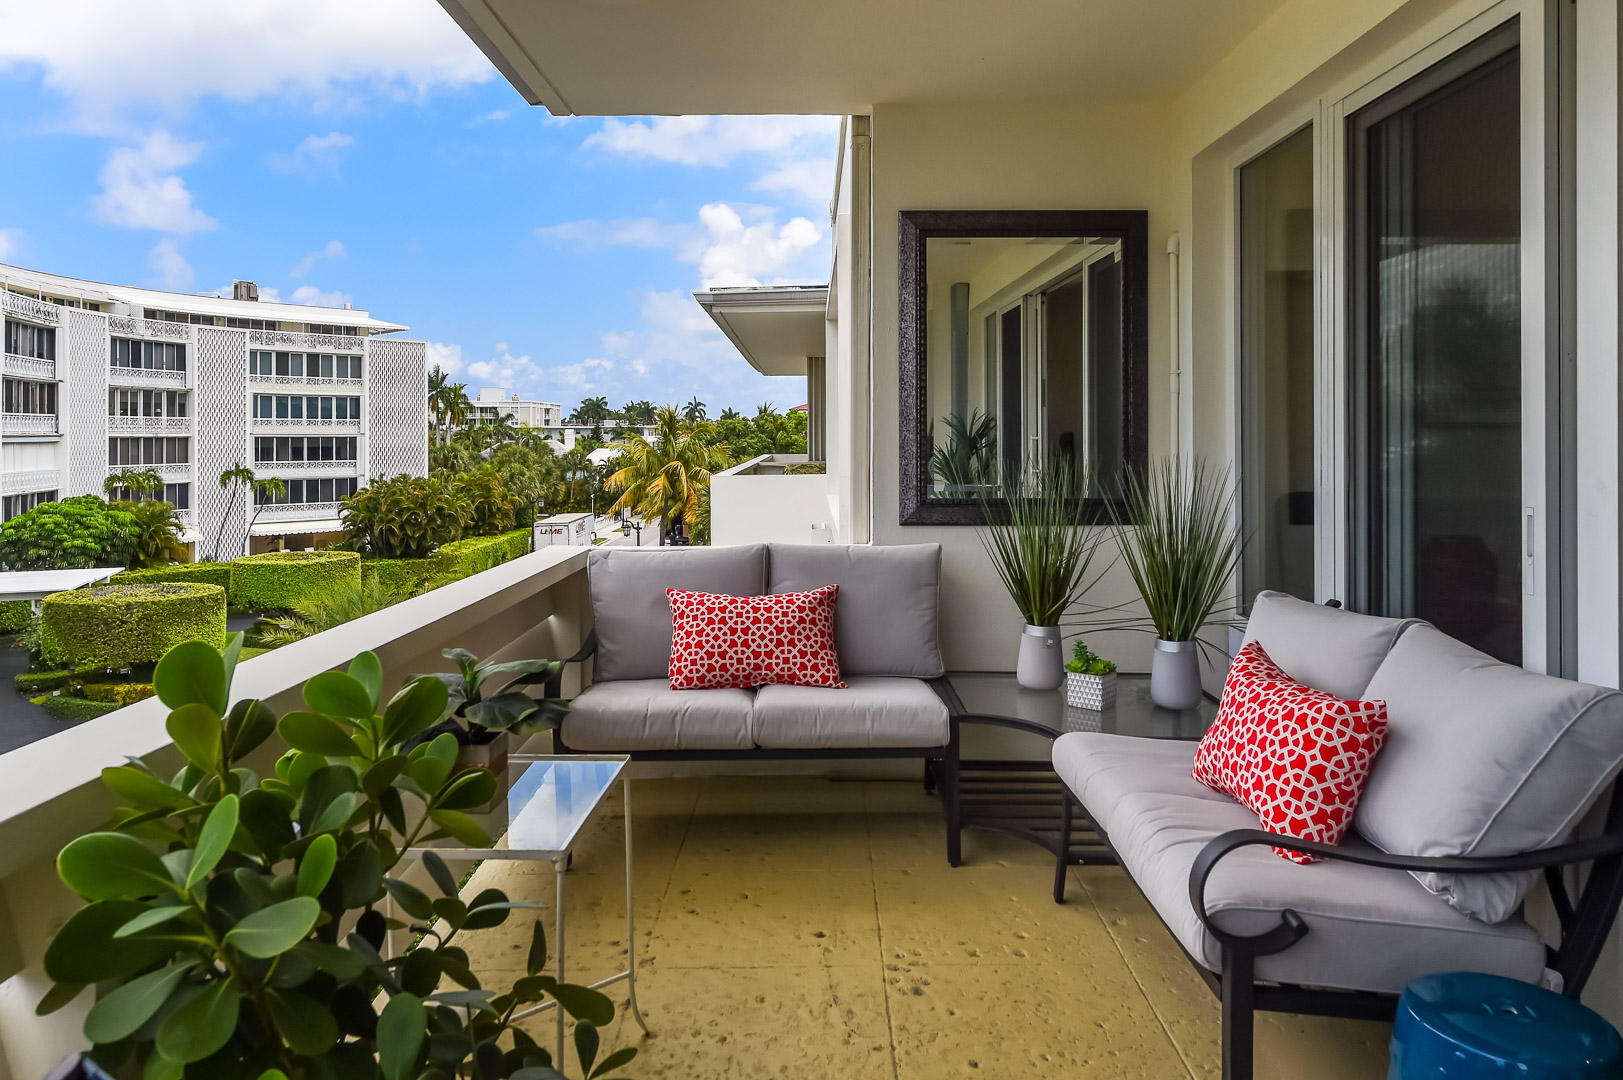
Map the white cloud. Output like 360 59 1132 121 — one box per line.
427 341 465 377
582 115 839 168
751 157 836 208
0 0 493 126
290 239 346 278
253 283 350 307
536 202 824 288
145 238 193 290
467 343 549 389
266 132 354 176
0 228 22 261
469 109 511 125
92 131 216 235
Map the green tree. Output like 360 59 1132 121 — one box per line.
620 399 657 426
104 468 164 501
427 365 472 444
717 407 743 422
124 500 187 568
211 464 256 562
0 495 137 570
243 477 289 546
681 396 707 424
606 408 730 545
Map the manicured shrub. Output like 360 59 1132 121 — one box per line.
34 695 121 722
435 529 530 578
0 600 30 632
359 556 438 596
16 662 133 694
40 583 227 667
73 681 157 706
0 495 136 570
111 562 232 590
228 550 361 611
340 474 467 559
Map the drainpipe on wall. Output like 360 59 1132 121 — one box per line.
1166 233 1182 462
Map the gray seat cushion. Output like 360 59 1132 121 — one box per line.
1053 732 1546 993
751 677 949 748
1356 625 1623 924
588 545 766 682
562 679 755 751
767 543 943 678
1242 590 1418 699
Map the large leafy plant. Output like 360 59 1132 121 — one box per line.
124 499 189 569
975 460 1115 628
0 494 136 570
342 475 471 560
41 634 635 1080
425 649 568 744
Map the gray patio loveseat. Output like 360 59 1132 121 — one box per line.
1052 591 1623 1080
552 543 952 761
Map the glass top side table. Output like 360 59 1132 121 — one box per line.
409 754 650 1065
941 672 1218 870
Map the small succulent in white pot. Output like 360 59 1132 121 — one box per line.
1064 638 1118 711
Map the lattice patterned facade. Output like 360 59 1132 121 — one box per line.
194 327 250 559
65 308 109 497
364 338 428 481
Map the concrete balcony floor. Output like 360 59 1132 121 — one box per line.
456 775 1392 1078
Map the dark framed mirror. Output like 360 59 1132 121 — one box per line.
898 209 1149 525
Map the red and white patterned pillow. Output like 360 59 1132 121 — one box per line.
1192 641 1389 864
667 586 846 690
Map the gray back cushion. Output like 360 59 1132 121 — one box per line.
1241 590 1418 699
1356 624 1623 923
767 543 943 678
588 545 767 682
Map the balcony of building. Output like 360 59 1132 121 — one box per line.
106 365 187 389
105 414 190 434
709 453 832 545
252 417 362 433
1 355 55 383
1 413 58 438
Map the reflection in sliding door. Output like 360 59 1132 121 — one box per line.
1350 26 1522 663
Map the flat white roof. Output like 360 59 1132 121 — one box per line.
0 262 407 333
693 285 829 377
0 567 122 602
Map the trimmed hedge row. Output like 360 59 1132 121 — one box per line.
229 550 361 611
40 583 226 667
0 600 30 633
111 562 232 590
358 529 530 597
34 694 122 722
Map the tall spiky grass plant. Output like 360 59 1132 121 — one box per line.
1111 457 1240 643
977 460 1115 628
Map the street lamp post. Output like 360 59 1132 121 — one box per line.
619 518 642 546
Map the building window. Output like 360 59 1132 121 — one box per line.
108 389 189 418
254 435 358 463
253 395 362 421
2 490 57 519
108 437 190 465
305 324 362 337
111 337 186 371
225 316 276 330
5 320 55 361
4 378 57 414
255 476 359 505
110 483 189 509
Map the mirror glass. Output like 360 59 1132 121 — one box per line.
922 235 1126 500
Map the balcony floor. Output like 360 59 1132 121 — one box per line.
457 775 1392 1078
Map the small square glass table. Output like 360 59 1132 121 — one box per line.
941 672 1218 876
409 754 649 1063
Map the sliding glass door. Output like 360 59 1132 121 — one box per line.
1349 24 1523 663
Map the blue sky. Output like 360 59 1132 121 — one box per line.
0 1 837 414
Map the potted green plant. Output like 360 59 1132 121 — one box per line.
1110 457 1242 709
977 460 1116 689
1064 639 1118 710
420 648 569 812
39 634 635 1079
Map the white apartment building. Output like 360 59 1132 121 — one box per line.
471 387 561 428
0 263 428 559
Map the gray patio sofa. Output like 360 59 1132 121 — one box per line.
1052 591 1623 1080
552 543 952 760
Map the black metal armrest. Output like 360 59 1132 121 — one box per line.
543 629 598 698
1187 828 1623 957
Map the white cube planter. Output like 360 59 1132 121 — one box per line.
1065 670 1117 711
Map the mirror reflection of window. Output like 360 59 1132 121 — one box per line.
923 236 1125 499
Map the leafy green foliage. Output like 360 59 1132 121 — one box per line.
929 409 998 495
425 647 568 738
122 499 188 569
1109 457 1242 643
104 468 164 500
341 474 469 559
44 634 634 1080
1065 638 1116 676
40 583 227 667
254 576 407 647
0 495 136 570
0 598 31 632
228 550 362 611
112 562 232 589
606 407 731 544
34 694 122 721
975 460 1115 628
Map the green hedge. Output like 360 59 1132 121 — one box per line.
359 530 530 597
40 583 226 667
229 550 361 610
0 600 30 633
17 662 131 694
111 562 232 590
34 694 122 722
360 556 439 596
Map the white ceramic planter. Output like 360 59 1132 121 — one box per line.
1016 624 1064 690
1150 639 1203 710
1065 670 1118 711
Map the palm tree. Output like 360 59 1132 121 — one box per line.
621 399 657 426
682 396 708 424
211 464 256 561
718 407 743 422
755 401 777 419
573 396 611 426
607 408 730 545
243 477 288 549
104 468 163 501
427 366 472 444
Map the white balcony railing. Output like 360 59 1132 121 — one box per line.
1 291 60 325
1 468 60 495
248 329 366 353
107 315 191 341
3 353 56 381
107 365 187 388
254 459 361 474
249 375 363 388
2 412 58 437
254 500 342 520
0 546 591 1075
107 415 191 433
253 418 362 432
709 454 832 545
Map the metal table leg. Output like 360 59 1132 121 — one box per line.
555 850 567 1066
621 780 648 1036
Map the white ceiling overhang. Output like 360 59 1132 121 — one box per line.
693 286 828 377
